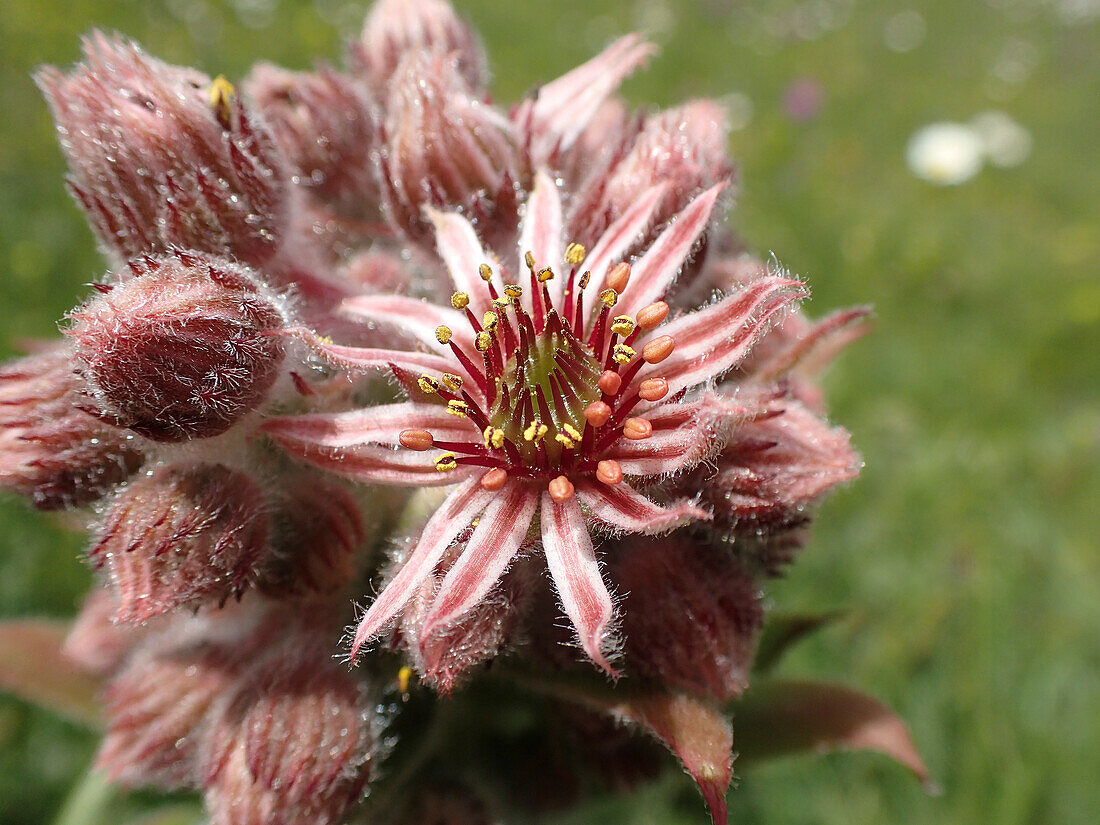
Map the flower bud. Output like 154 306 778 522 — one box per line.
257 479 363 600
379 52 517 244
37 33 289 266
62 587 148 676
0 344 142 509
67 251 286 441
91 463 268 623
97 643 239 789
203 648 375 825
354 0 487 93
245 63 379 215
612 536 763 701
570 100 732 248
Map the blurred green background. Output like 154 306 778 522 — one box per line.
1 0 1097 823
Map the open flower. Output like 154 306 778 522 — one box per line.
263 175 805 672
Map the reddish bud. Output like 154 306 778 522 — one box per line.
0 344 142 509
379 52 517 244
245 63 379 215
613 536 763 701
67 251 286 441
354 0 487 93
37 33 289 266
62 588 148 677
91 463 268 622
203 649 375 825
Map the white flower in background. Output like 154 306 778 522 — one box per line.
972 111 1032 168
906 122 985 186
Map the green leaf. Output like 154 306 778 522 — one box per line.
734 679 930 787
0 618 102 727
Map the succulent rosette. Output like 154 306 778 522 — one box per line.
0 1 928 823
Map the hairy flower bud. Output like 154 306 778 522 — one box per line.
245 63 379 215
257 479 363 600
97 643 239 789
570 100 731 249
37 33 289 265
379 52 517 244
613 536 763 701
203 649 375 825
67 251 286 441
91 463 268 623
354 0 487 93
62 587 148 676
0 344 142 509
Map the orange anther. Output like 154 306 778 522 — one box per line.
636 301 669 330
399 429 434 450
597 370 622 395
596 459 623 485
548 475 575 502
623 417 653 440
642 335 675 364
638 378 669 402
480 468 508 491
584 400 613 428
606 262 631 293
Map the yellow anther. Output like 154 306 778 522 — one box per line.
562 422 583 441
536 267 555 283
524 420 548 443
479 263 494 282
475 331 493 352
483 426 506 449
578 271 591 289
555 433 576 449
451 292 470 310
481 312 499 331
524 251 536 270
504 284 523 299
565 242 586 266
612 343 636 364
492 297 511 309
435 453 457 472
417 375 439 393
611 315 636 337
397 665 413 694
446 400 469 417
435 325 453 344
208 75 235 125
600 288 619 308
441 373 463 391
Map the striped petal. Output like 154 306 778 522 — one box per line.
287 326 456 376
420 482 537 640
542 491 618 675
260 402 472 449
350 476 495 658
518 170 564 306
577 481 709 534
618 183 724 317
427 208 497 315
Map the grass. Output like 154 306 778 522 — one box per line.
1 1 1097 823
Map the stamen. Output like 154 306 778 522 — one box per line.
418 375 439 394
548 475 575 502
637 301 670 330
565 242 587 266
584 401 612 428
475 331 494 352
524 251 535 270
536 267 555 283
435 325 452 344
479 263 494 282
596 459 623 485
480 468 508 491
524 420 548 443
435 453 458 472
451 292 470 309
597 370 622 395
562 422 582 441
446 400 468 417
623 417 653 440
612 343 636 365
483 427 506 449
610 315 636 337
642 335 675 364
606 262 631 293
441 373 463 392
638 377 668 401
555 433 576 449
399 429 434 450
599 288 619 309
504 284 523 299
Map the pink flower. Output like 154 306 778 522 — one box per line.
263 177 805 673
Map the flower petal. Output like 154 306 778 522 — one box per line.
579 181 669 328
576 481 709 534
351 476 494 658
518 34 656 164
518 170 564 305
618 183 724 317
640 276 807 393
427 207 497 315
260 402 472 449
420 481 537 639
288 326 457 376
340 294 467 356
608 395 753 476
541 492 617 675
